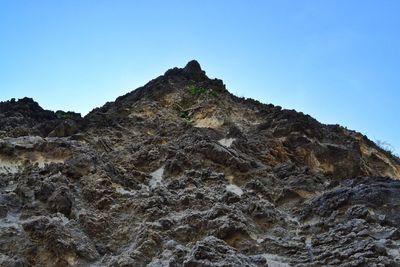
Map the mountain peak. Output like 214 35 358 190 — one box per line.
2 62 400 266
163 60 207 82
184 60 204 74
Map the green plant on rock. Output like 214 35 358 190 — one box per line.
179 110 192 121
55 110 76 120
189 85 218 97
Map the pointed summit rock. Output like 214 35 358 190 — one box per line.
163 60 206 81
85 60 227 125
179 59 207 81
184 60 204 75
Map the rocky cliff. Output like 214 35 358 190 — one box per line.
1 61 399 266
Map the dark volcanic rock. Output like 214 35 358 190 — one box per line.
183 236 266 267
0 97 82 138
0 60 399 266
47 187 73 216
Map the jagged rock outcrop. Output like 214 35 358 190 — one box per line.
0 61 399 266
0 97 82 138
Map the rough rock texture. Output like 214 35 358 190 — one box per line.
1 60 400 266
0 97 82 138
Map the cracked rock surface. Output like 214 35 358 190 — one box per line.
1 60 400 266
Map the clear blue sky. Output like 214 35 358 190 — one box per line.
1 1 399 154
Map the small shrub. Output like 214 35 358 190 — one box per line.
179 111 192 121
375 139 399 159
189 85 218 97
208 90 218 97
55 110 81 120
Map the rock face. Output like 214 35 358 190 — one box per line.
1 60 400 266
0 97 82 138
